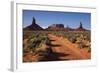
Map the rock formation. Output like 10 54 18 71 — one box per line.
74 22 87 31
46 24 64 31
24 17 88 31
24 17 43 31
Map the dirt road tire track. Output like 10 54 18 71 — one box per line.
47 34 90 60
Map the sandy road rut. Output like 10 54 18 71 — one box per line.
47 34 90 60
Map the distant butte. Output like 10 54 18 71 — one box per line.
46 24 64 31
46 22 89 31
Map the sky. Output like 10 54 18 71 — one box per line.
23 10 91 30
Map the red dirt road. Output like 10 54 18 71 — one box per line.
23 34 90 62
47 34 90 60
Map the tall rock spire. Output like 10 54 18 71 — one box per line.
80 22 83 29
24 17 43 30
32 17 36 24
